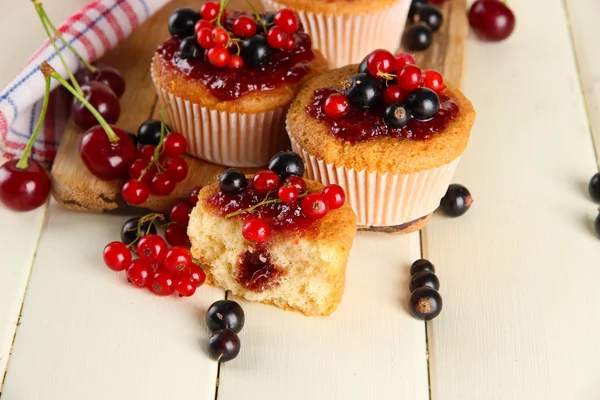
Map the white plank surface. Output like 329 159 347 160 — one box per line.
1 201 223 400
423 0 600 399
218 233 429 400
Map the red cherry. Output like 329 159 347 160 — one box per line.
301 193 329 220
366 49 395 77
212 27 229 47
252 170 280 195
397 65 423 92
103 241 132 271
322 184 345 209
200 1 221 21
138 145 156 162
94 66 126 98
121 179 150 205
267 26 288 49
165 224 190 247
137 234 168 264
242 218 271 244
197 28 215 49
468 0 515 41
208 46 230 67
126 259 154 288
228 54 244 69
170 201 191 225
277 185 298 204
233 16 257 37
284 36 296 51
188 264 206 287
150 270 176 296
163 132 187 158
195 19 214 34
80 125 137 181
128 158 147 180
176 277 197 297
324 93 350 119
382 85 408 105
422 69 446 93
150 172 175 196
394 53 417 71
284 176 307 193
0 159 50 211
189 186 203 206
163 246 193 273
274 9 299 34
71 82 120 130
164 157 188 182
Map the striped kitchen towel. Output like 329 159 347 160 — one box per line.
0 0 169 162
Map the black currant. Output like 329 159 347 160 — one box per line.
120 217 157 249
409 0 429 18
207 329 241 362
240 35 273 67
410 259 435 276
406 87 440 121
268 151 305 180
168 8 200 37
206 300 245 334
384 103 412 128
595 212 600 238
439 184 473 217
179 36 203 59
409 271 440 292
409 287 442 321
404 22 433 51
358 55 369 74
127 131 138 149
219 169 248 195
413 4 443 32
262 12 276 25
137 119 171 146
589 173 600 203
343 73 382 109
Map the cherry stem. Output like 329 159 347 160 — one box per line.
16 76 51 169
216 0 230 27
225 191 309 218
33 0 98 74
245 0 267 34
41 62 119 143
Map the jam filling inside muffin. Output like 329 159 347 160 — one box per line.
237 246 284 292
307 87 459 143
157 12 316 102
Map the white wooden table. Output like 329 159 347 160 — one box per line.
1 0 600 398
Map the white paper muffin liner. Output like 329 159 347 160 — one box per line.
260 0 411 69
288 135 461 227
151 65 287 168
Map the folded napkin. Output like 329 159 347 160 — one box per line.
0 0 168 162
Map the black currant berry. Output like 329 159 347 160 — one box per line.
406 87 440 121
410 259 435 276
137 119 171 146
409 271 440 292
409 0 429 18
168 8 200 37
179 36 203 59
409 287 442 321
439 184 473 217
595 212 600 238
240 35 273 67
127 132 139 149
589 173 600 203
384 103 411 128
120 217 157 248
358 55 369 74
208 329 241 362
413 4 443 32
219 169 248 195
404 22 433 51
343 73 382 109
206 300 245 334
268 151 305 180
262 12 276 25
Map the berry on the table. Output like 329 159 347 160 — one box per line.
406 87 440 121
197 28 215 49
150 270 176 296
164 157 188 182
175 277 197 297
165 224 190 247
382 85 408 106
206 300 245 333
343 73 382 109
163 246 193 273
397 64 423 92
366 49 396 78
233 15 257 37
163 132 187 158
137 234 168 264
179 36 203 59
252 170 280 196
71 82 120 130
439 184 472 217
267 26 288 49
208 46 231 67
138 120 169 147
408 286 443 320
228 54 244 69
301 193 329 220
404 22 433 51
422 69 446 93
170 201 191 226
121 216 157 248
126 259 154 288
168 7 200 37
324 93 350 119
219 169 248 195
322 184 345 210
595 212 600 238
589 173 600 203
468 0 515 41
278 185 298 204
189 186 203 206
211 27 229 47
384 103 411 129
150 172 176 196
240 35 273 67
284 176 307 193
103 241 132 271
268 151 305 180
121 179 150 205
0 159 50 212
409 270 440 292
410 259 436 275
413 4 444 32
242 218 271 244
200 1 221 22
208 329 241 362
394 52 417 71
189 264 206 287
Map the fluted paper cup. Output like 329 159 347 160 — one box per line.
289 135 461 227
260 0 411 69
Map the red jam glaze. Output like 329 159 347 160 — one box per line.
237 246 284 292
156 13 315 101
306 88 459 143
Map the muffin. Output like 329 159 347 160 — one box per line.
260 0 411 68
151 4 328 167
286 50 476 229
188 152 357 316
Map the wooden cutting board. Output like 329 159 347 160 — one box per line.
50 0 468 215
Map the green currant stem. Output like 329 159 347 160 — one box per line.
216 0 230 27
16 76 51 169
138 213 163 237
245 0 267 34
225 192 309 218
41 62 119 143
138 104 171 181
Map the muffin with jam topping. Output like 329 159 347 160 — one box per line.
151 2 328 167
260 0 411 68
286 50 476 231
188 151 357 316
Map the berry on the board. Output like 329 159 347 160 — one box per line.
397 64 423 92
189 186 203 206
409 270 440 292
103 241 132 271
121 179 150 205
394 52 417 71
413 4 444 32
80 125 137 181
268 151 305 180
240 35 273 67
365 49 396 78
164 157 188 182
410 259 436 276
439 184 473 217
422 69 446 93
343 73 382 109
138 144 157 162
150 270 176 296
274 9 299 34
138 119 170 147
219 169 248 195
165 224 190 247
170 201 191 226
301 193 329 220
206 300 245 333
322 184 345 210
404 22 433 51
233 15 258 38
71 82 120 130
324 93 350 119
242 218 271 244
278 185 299 204
384 103 411 129
168 7 200 37
406 87 440 121
126 259 154 288
93 66 126 98
150 172 176 196
208 329 241 362
252 170 281 196
589 173 600 203
121 216 158 248
179 36 203 59
137 234 168 264
382 85 408 106
468 0 515 42
409 286 443 320
163 246 193 273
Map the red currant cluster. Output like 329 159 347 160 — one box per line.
164 185 203 247
103 212 205 297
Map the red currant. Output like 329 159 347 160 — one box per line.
137 234 168 264
163 132 187 158
197 28 215 49
0 159 50 212
150 270 176 296
121 179 150 205
267 26 288 49
284 36 296 51
322 184 345 209
382 85 408 105
176 277 197 297
394 52 417 71
138 145 156 162
366 49 395 78
397 65 423 92
252 170 280 195
170 201 191 225
208 46 230 67
422 69 446 93
128 159 147 180
274 9 299 34
150 172 175 196
324 93 350 119
163 246 193 273
212 27 229 47
195 19 214 35
228 54 244 69
164 157 188 182
200 1 221 21
284 176 307 193
189 186 202 206
278 185 298 204
242 218 271 244
233 16 257 37
188 264 206 287
165 224 190 247
126 259 154 288
103 241 132 271
301 193 329 220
